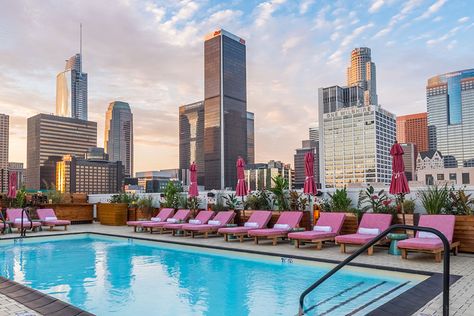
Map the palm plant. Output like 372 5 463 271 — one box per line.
328 188 352 211
419 185 449 214
223 194 241 210
269 175 289 211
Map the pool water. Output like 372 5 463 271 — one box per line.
0 234 424 315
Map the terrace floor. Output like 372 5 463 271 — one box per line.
1 223 474 316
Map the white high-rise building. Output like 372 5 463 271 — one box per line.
105 101 134 178
0 114 9 193
347 47 378 106
321 105 395 188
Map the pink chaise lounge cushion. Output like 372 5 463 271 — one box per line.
126 208 174 226
288 212 346 240
397 215 456 250
141 209 191 228
335 213 392 245
36 209 71 226
163 210 215 230
6 209 42 228
218 210 272 234
183 211 235 231
248 211 303 237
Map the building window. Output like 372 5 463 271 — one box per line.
449 173 457 183
462 173 470 185
437 174 444 181
425 174 434 186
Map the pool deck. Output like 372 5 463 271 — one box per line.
1 223 474 316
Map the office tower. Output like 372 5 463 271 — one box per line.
204 29 247 190
86 147 108 160
247 111 255 164
309 127 319 142
8 162 26 189
399 143 417 181
136 170 180 193
26 114 97 190
179 101 205 185
0 114 8 193
56 155 123 194
427 69 474 167
396 113 429 152
244 160 293 191
347 47 378 105
318 85 364 117
56 53 88 120
321 105 396 188
104 101 134 177
294 140 319 189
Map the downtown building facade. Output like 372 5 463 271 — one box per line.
8 162 26 190
244 160 293 191
179 29 254 190
427 69 474 168
203 29 248 190
56 53 88 121
26 114 97 190
56 154 123 194
104 101 134 177
396 112 429 153
0 114 8 193
293 139 319 189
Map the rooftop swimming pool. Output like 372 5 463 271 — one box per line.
0 234 427 315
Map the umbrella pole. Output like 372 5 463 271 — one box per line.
242 196 245 218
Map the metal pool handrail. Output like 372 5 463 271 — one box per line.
20 208 33 237
0 210 6 234
298 224 451 316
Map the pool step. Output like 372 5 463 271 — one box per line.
304 281 365 314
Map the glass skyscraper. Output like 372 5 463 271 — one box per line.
104 101 134 177
427 69 474 167
0 114 9 193
204 29 247 190
56 53 88 121
247 112 255 165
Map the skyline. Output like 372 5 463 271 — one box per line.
1 0 473 172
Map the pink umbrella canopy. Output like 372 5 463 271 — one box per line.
235 157 248 196
188 162 199 197
303 152 317 195
389 142 410 195
8 172 17 199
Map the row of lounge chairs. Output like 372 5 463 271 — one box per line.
1 208 71 232
127 209 460 262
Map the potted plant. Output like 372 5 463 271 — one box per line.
325 188 357 234
447 187 474 253
98 193 138 226
161 182 181 209
136 196 155 220
419 185 449 215
268 175 289 211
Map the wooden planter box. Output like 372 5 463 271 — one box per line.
39 203 93 224
97 203 128 226
454 215 474 253
127 207 157 221
237 210 311 230
335 212 359 235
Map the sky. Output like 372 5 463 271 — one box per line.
1 0 473 173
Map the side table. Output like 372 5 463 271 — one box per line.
388 233 408 255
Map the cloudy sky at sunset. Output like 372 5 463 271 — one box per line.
1 0 473 172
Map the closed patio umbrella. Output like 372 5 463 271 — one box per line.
303 152 317 195
236 157 248 216
8 172 17 199
189 162 199 202
389 141 410 225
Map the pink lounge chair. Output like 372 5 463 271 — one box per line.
0 212 9 233
126 208 174 232
397 215 460 262
183 211 235 238
163 210 215 236
141 209 191 234
248 211 303 246
288 212 346 250
218 210 272 242
6 208 41 232
36 209 71 231
335 213 393 255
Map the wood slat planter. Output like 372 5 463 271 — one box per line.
333 212 359 235
39 203 93 224
237 210 312 230
97 203 128 226
454 215 474 253
127 207 158 221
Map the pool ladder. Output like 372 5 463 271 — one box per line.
298 224 452 316
19 208 33 237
